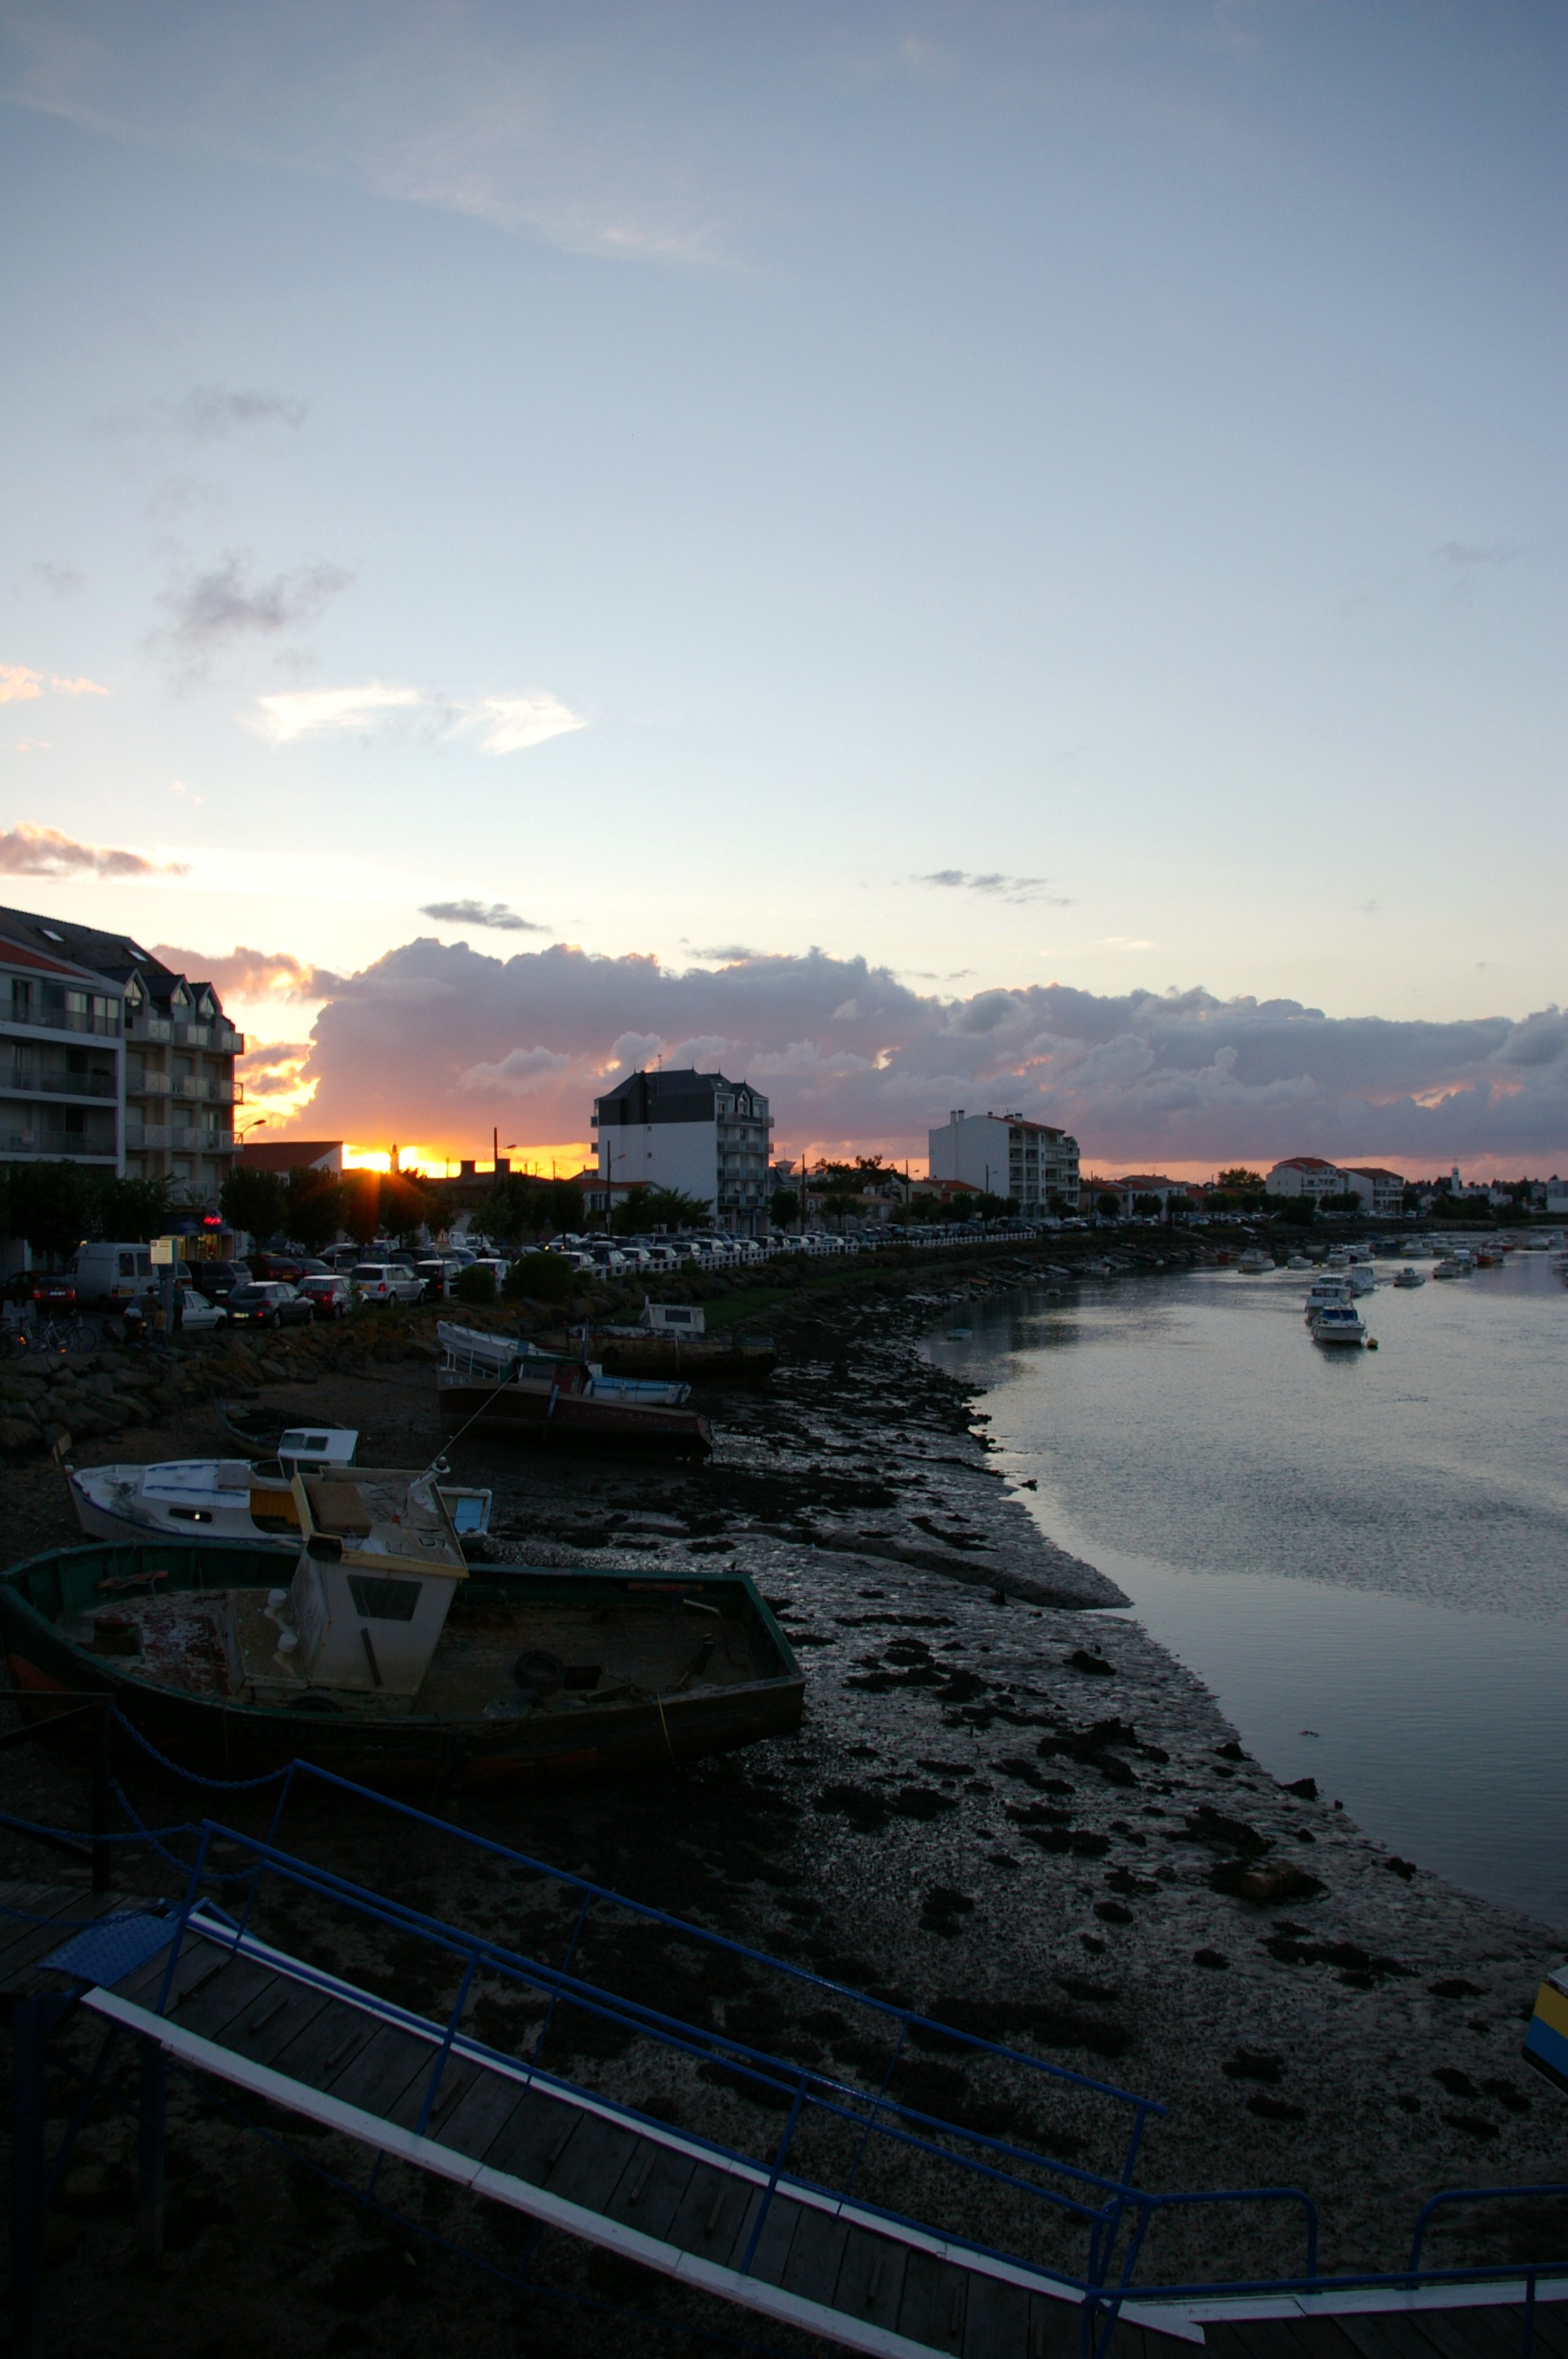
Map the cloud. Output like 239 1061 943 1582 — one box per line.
267 937 1568 1170
158 552 351 651
0 820 187 880
419 899 548 933
917 870 1071 907
251 684 426 743
175 387 308 442
149 944 343 999
0 665 108 704
1432 542 1519 570
30 563 83 598
250 682 585 753
462 692 587 755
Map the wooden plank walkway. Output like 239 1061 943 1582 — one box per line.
22 1892 1562 2359
0 1883 147 2008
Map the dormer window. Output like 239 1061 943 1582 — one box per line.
170 983 188 1007
39 927 64 943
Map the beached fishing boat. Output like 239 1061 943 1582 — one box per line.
577 1302 778 1387
436 1326 713 1457
0 1492 800 1790
68 1438 493 1550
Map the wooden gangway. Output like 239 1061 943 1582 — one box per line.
7 1759 1566 2359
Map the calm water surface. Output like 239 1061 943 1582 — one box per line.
925 1252 1568 1922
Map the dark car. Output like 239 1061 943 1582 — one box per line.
226 1281 315 1330
249 1252 306 1285
4 1270 75 1311
412 1258 451 1300
190 1259 251 1303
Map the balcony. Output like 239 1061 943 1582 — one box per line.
125 1123 172 1150
171 1021 210 1049
2 1004 118 1038
128 1015 172 1044
5 1067 118 1100
131 1070 172 1097
0 1128 117 1160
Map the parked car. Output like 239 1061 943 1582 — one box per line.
249 1252 306 1285
189 1259 251 1304
227 1281 315 1329
349 1263 424 1307
69 1241 154 1306
5 1270 76 1311
171 1281 229 1335
412 1258 452 1300
298 1273 352 1320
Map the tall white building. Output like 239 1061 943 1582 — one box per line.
0 925 125 1172
926 1109 1080 1213
591 1068 773 1234
1265 1156 1346 1201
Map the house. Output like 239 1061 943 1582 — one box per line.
927 1110 1080 1213
1106 1173 1185 1217
1265 1157 1346 1202
0 903 244 1202
590 1068 773 1234
1342 1165 1405 1219
237 1140 343 1176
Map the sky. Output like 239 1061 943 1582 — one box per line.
2 0 1563 1178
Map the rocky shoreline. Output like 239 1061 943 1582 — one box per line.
2 1242 1563 2354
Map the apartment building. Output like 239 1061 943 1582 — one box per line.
591 1067 773 1233
927 1108 1080 1213
0 905 244 1203
1342 1165 1406 1218
0 927 124 1170
1265 1156 1346 1201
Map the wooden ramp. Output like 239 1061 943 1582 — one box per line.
65 1903 1196 2358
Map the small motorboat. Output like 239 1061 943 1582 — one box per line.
1311 1303 1367 1347
1432 1256 1472 1280
1287 1255 1314 1271
1302 1276 1353 1321
1392 1267 1425 1289
71 1412 492 1547
0 1496 801 1790
1323 1249 1350 1270
1236 1249 1273 1274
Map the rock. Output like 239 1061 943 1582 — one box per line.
1284 1776 1318 1798
1216 1861 1327 1905
1223 2050 1284 2083
57 2161 135 2215
256 1358 288 1381
41 1424 71 1454
1069 1649 1115 1677
1193 1947 1229 1969
1094 1900 1134 1925
1247 2092 1308 2124
0 1417 41 1456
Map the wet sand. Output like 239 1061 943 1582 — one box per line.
3 1256 1563 2354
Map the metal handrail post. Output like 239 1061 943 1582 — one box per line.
1407 2184 1568 2277
739 2073 809 2277
1523 2267 1537 2358
415 1947 481 2139
840 2018 907 2205
532 1891 595 2066
151 1823 214 2016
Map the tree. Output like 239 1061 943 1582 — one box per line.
93 1175 175 1243
220 1165 288 1245
770 1187 800 1229
1218 1168 1264 1190
342 1172 380 1248
1319 1190 1363 1215
1272 1196 1316 1228
611 1186 709 1235
286 1166 346 1253
1094 1190 1122 1220
1131 1193 1162 1218
379 1170 434 1245
454 1263 496 1305
5 1161 95 1263
486 1174 583 1248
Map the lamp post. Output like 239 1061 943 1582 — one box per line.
236 1117 268 1142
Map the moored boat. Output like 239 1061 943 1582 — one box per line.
1236 1248 1273 1274
437 1329 712 1456
0 1516 801 1790
1310 1303 1367 1347
1392 1267 1425 1289
68 1444 493 1550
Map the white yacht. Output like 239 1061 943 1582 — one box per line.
1392 1267 1425 1289
1236 1248 1273 1274
1303 1276 1354 1321
1311 1303 1367 1347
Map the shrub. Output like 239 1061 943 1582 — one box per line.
502 1252 574 1303
454 1263 497 1305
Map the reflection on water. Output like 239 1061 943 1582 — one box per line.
926 1255 1568 1922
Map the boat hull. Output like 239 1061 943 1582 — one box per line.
0 1542 800 1790
590 1336 777 1387
437 1380 713 1457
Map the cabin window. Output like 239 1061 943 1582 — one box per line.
347 1575 421 1621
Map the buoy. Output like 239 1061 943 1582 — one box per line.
1367 1337 1379 1350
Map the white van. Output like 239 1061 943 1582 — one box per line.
70 1241 154 1305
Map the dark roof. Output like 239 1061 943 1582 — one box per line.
594 1067 766 1124
0 903 229 1018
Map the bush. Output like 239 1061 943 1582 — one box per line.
502 1252 575 1303
453 1263 497 1305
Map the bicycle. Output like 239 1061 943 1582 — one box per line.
30 1316 98 1354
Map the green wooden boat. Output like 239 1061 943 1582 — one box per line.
0 1536 803 1794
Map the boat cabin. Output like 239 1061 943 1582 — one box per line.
276 1427 358 1475
282 1471 469 1697
642 1302 706 1335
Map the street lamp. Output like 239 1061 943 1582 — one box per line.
237 1117 268 1142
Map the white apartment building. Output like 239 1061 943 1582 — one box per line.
1342 1165 1406 1218
927 1109 1080 1213
591 1067 773 1234
0 905 243 1203
0 928 124 1171
1265 1156 1346 1201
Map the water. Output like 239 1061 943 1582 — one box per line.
925 1252 1568 1924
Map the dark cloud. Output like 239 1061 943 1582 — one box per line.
1431 542 1519 569
0 821 185 880
156 551 351 650
30 562 83 597
176 387 309 441
917 870 1071 906
274 936 1568 1168
419 900 547 933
